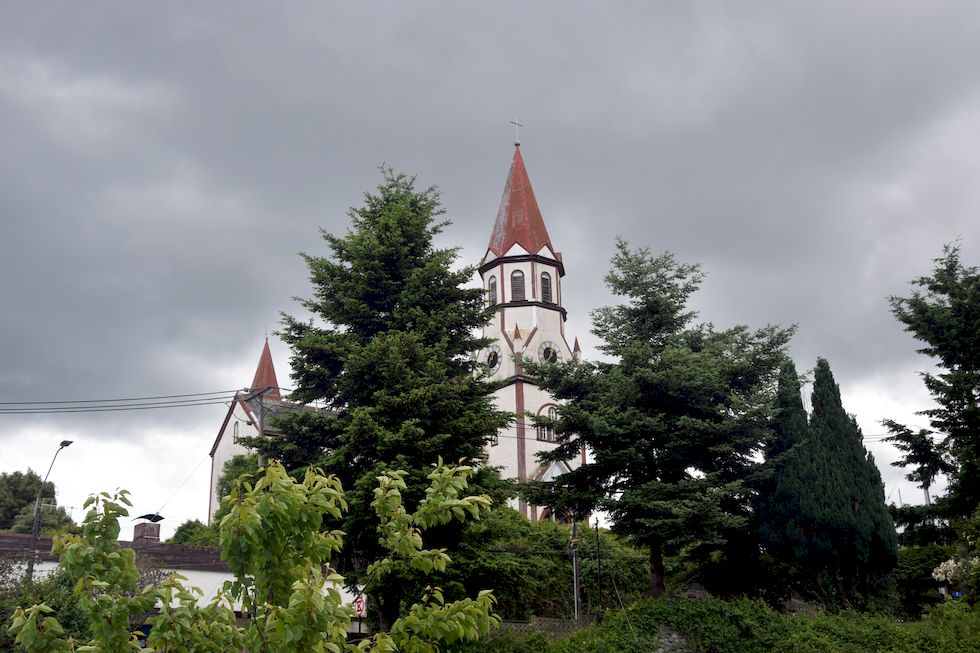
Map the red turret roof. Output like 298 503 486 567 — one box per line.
487 146 555 258
250 339 281 401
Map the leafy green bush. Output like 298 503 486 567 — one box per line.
0 559 88 652
444 509 649 620
461 596 980 653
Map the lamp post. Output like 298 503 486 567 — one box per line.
25 440 73 582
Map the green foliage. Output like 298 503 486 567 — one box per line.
0 559 89 652
444 508 649 620
890 502 954 547
934 506 980 603
882 420 952 506
461 596 980 653
9 504 75 536
0 470 75 534
890 243 980 518
8 460 499 652
0 471 45 531
761 359 898 606
526 240 793 594
247 168 510 627
892 545 950 617
166 519 214 547
215 454 261 513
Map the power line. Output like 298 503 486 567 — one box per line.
0 388 305 415
0 389 246 405
0 398 236 415
156 453 211 516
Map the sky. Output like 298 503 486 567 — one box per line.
3 2 980 539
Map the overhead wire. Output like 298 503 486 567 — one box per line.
0 389 245 405
0 398 236 414
0 389 299 415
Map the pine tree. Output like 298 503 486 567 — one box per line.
249 169 510 629
889 243 980 518
528 241 793 596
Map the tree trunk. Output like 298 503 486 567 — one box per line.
649 542 666 597
374 586 402 633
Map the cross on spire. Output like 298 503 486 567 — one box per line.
510 116 524 146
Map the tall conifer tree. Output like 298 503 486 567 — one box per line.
528 241 793 595
763 358 897 602
758 359 810 562
249 169 510 629
889 244 980 517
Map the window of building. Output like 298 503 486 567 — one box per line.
490 432 499 446
537 405 558 442
540 272 553 303
511 270 525 301
233 421 240 444
488 276 497 305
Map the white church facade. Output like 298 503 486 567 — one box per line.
209 145 583 522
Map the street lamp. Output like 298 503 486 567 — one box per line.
25 440 73 582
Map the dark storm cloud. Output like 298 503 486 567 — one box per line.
1 2 979 523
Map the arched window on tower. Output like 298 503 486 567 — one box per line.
540 272 553 304
537 405 558 442
488 276 497 306
511 270 525 302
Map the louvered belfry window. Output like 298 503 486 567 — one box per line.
488 276 497 305
511 270 525 302
541 272 552 303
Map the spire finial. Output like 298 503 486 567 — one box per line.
510 116 524 147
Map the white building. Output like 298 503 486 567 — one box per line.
208 339 285 521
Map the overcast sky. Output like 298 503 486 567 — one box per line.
3 2 979 538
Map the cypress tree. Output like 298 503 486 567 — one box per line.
758 359 810 562
764 358 897 603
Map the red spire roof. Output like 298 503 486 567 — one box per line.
250 339 281 401
487 146 555 258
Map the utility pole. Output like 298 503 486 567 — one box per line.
570 520 580 620
595 518 602 617
26 440 73 582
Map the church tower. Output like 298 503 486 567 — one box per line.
208 339 282 520
480 144 583 520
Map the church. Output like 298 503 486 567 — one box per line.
209 144 583 521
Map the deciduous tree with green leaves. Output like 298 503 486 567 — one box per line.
247 169 510 628
0 471 74 534
526 240 793 596
8 459 498 652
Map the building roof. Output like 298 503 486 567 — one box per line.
487 146 556 259
250 339 281 401
0 531 228 573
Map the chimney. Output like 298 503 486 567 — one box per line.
134 522 160 547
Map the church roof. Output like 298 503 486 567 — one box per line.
250 339 281 401
487 146 555 258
